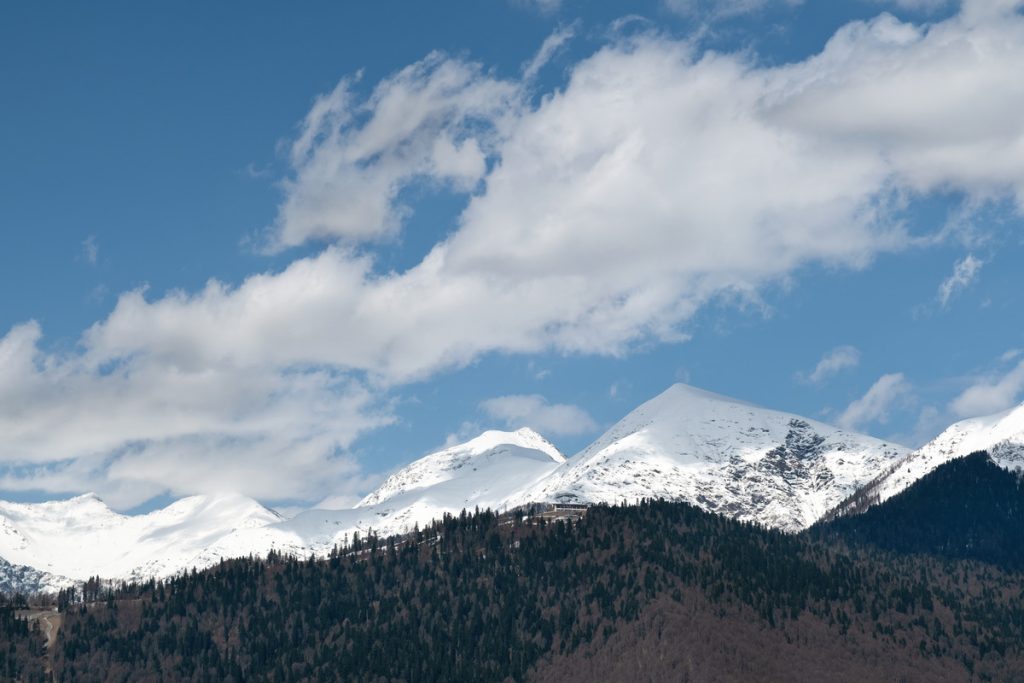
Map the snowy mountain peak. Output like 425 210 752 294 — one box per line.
934 401 1024 461
660 382 761 408
152 493 283 529
453 427 564 462
515 383 909 531
846 400 1024 510
357 428 564 509
70 492 104 504
0 492 120 526
0 491 282 583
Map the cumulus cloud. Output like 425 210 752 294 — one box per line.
480 394 598 436
937 253 983 307
4 3 1024 506
949 359 1024 418
838 373 910 430
804 345 861 384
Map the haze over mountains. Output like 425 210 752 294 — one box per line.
2 383 1022 594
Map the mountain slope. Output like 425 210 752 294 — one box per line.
832 401 1024 517
515 384 908 531
816 451 1024 570
0 493 281 583
0 555 73 595
358 427 564 507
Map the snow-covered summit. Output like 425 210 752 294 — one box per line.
514 384 909 531
358 427 564 508
0 492 281 583
849 401 1024 509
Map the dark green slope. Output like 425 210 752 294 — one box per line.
814 451 1024 570
27 500 1024 682
0 595 48 682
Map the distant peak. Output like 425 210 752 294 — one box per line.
161 492 283 518
59 492 111 510
72 492 103 503
0 491 118 518
438 427 565 463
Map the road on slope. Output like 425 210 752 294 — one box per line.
16 607 62 676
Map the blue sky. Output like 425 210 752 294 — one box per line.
2 0 1023 511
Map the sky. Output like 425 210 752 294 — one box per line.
1 0 1023 512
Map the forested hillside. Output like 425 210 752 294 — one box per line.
34 498 1024 682
0 594 47 682
816 451 1024 570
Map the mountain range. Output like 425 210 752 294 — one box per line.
2 382 1022 593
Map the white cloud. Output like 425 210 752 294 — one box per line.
937 253 983 307
523 25 575 81
480 394 598 436
239 6 1024 382
838 373 910 430
769 10 1024 202
0 321 390 508
805 345 861 384
266 54 521 251
663 0 803 20
5 4 1024 505
876 0 954 11
1000 348 1022 363
511 0 562 14
949 359 1024 417
665 0 959 18
442 421 484 449
80 235 98 266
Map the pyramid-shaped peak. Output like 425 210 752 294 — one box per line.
656 383 763 409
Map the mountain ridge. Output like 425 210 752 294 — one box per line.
513 383 908 531
0 384 915 590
